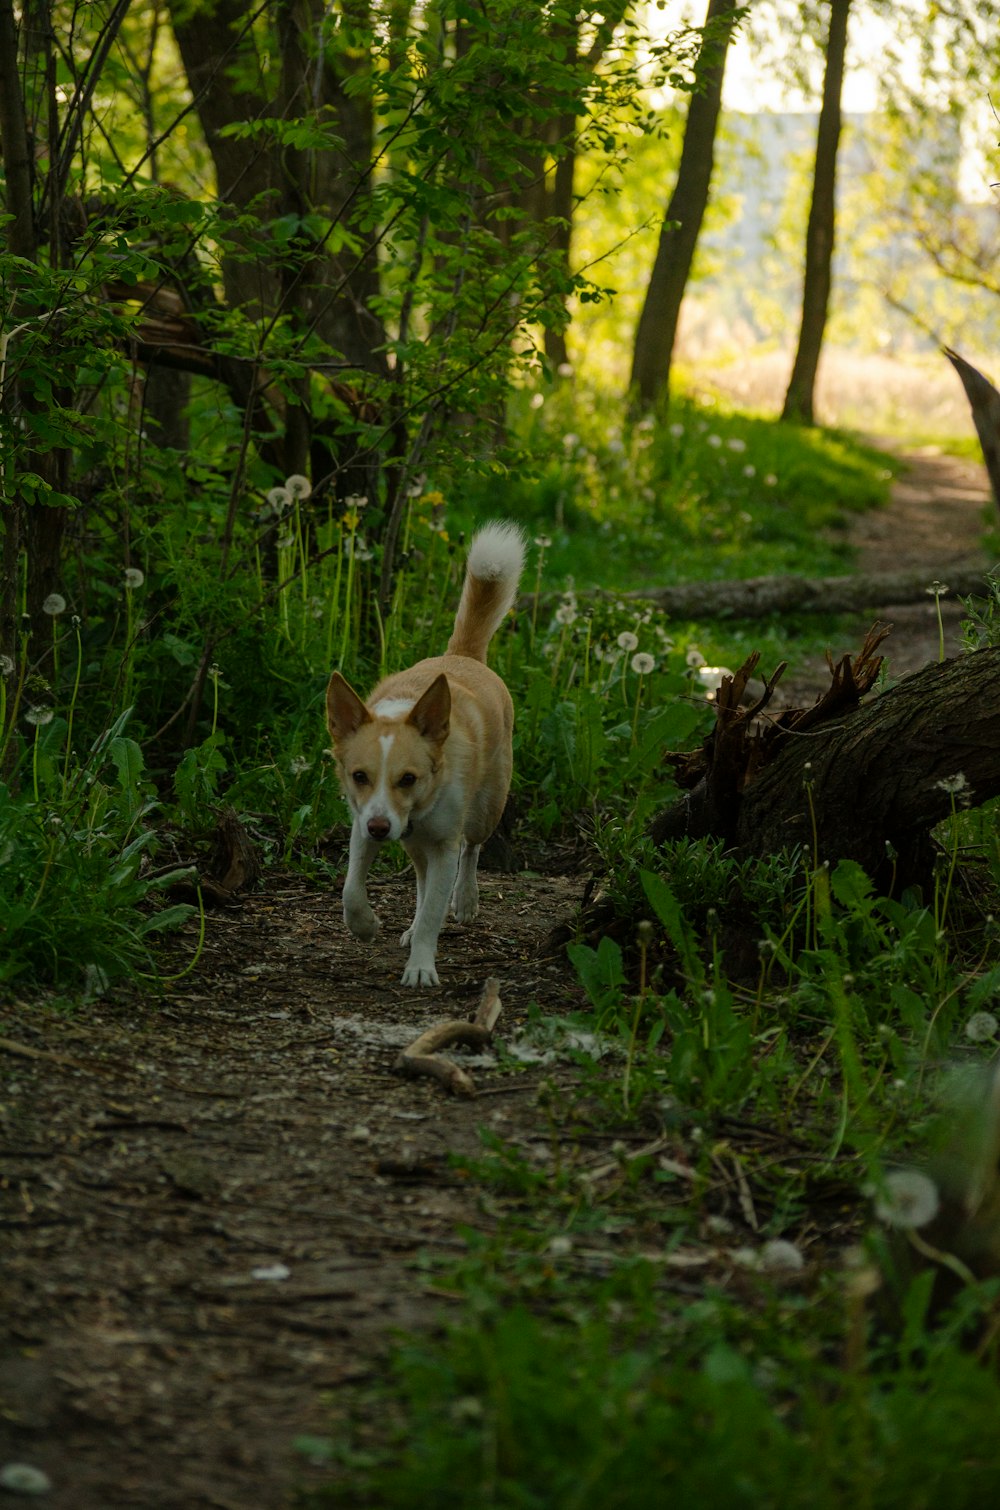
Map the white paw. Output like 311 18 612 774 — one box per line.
344 901 380 942
401 958 439 988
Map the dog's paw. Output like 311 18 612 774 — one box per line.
344 901 380 942
401 958 439 988
451 893 479 924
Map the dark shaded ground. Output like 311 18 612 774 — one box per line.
2 870 591 1508
1 445 994 1508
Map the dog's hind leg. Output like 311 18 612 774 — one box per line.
451 842 480 923
342 825 381 942
399 841 459 987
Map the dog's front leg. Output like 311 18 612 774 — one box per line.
399 840 459 987
342 822 381 942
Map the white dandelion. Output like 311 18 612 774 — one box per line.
24 706 54 726
42 593 66 616
758 1239 805 1274
617 630 639 652
285 473 312 500
964 1011 999 1043
123 568 145 590
727 437 747 453
631 652 656 675
267 486 292 513
873 1169 940 1230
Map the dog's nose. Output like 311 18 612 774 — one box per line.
367 816 391 840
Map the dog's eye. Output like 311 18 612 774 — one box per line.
351 770 369 786
397 772 417 788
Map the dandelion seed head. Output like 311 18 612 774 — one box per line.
42 593 66 616
267 486 292 513
727 437 747 453
707 433 722 448
965 1010 999 1043
555 604 578 626
686 647 706 668
285 473 312 500
873 1168 940 1229
534 535 552 549
936 772 969 796
742 464 756 478
758 1239 805 1274
617 630 639 652
123 568 144 590
0 655 14 677
344 493 368 511
24 705 54 726
764 473 778 487
925 580 949 596
631 651 656 675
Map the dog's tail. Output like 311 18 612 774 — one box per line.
446 521 526 662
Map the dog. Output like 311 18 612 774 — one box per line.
326 521 526 986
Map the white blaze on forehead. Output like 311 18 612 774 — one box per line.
373 697 415 719
379 732 395 759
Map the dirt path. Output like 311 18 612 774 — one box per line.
778 445 995 701
1 445 995 1509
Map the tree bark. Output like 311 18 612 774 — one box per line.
628 0 739 411
650 640 1000 892
944 347 1000 513
781 0 851 425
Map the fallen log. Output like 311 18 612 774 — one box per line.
525 566 994 622
651 634 1000 891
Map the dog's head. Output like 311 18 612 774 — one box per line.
326 671 451 843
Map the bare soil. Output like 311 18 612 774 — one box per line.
1 444 994 1509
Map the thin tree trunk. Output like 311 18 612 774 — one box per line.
628 0 739 411
781 0 851 425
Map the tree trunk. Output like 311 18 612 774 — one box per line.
650 637 1000 893
944 347 1000 513
628 0 739 411
781 0 851 425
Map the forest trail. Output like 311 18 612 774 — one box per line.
1 443 996 1510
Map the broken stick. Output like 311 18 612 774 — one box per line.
397 978 503 1097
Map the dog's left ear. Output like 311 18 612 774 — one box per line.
407 673 451 743
326 671 371 741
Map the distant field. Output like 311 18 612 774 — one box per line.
681 345 983 440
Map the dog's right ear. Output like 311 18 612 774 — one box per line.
326 672 371 741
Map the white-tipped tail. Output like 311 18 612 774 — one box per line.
447 521 526 660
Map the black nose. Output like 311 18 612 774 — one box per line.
367 816 391 840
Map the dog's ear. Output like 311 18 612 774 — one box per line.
326 672 371 741
407 673 451 743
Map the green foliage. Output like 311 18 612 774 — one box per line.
0 712 194 990
307 1281 1000 1509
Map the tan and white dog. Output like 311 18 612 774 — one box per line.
326 521 526 987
